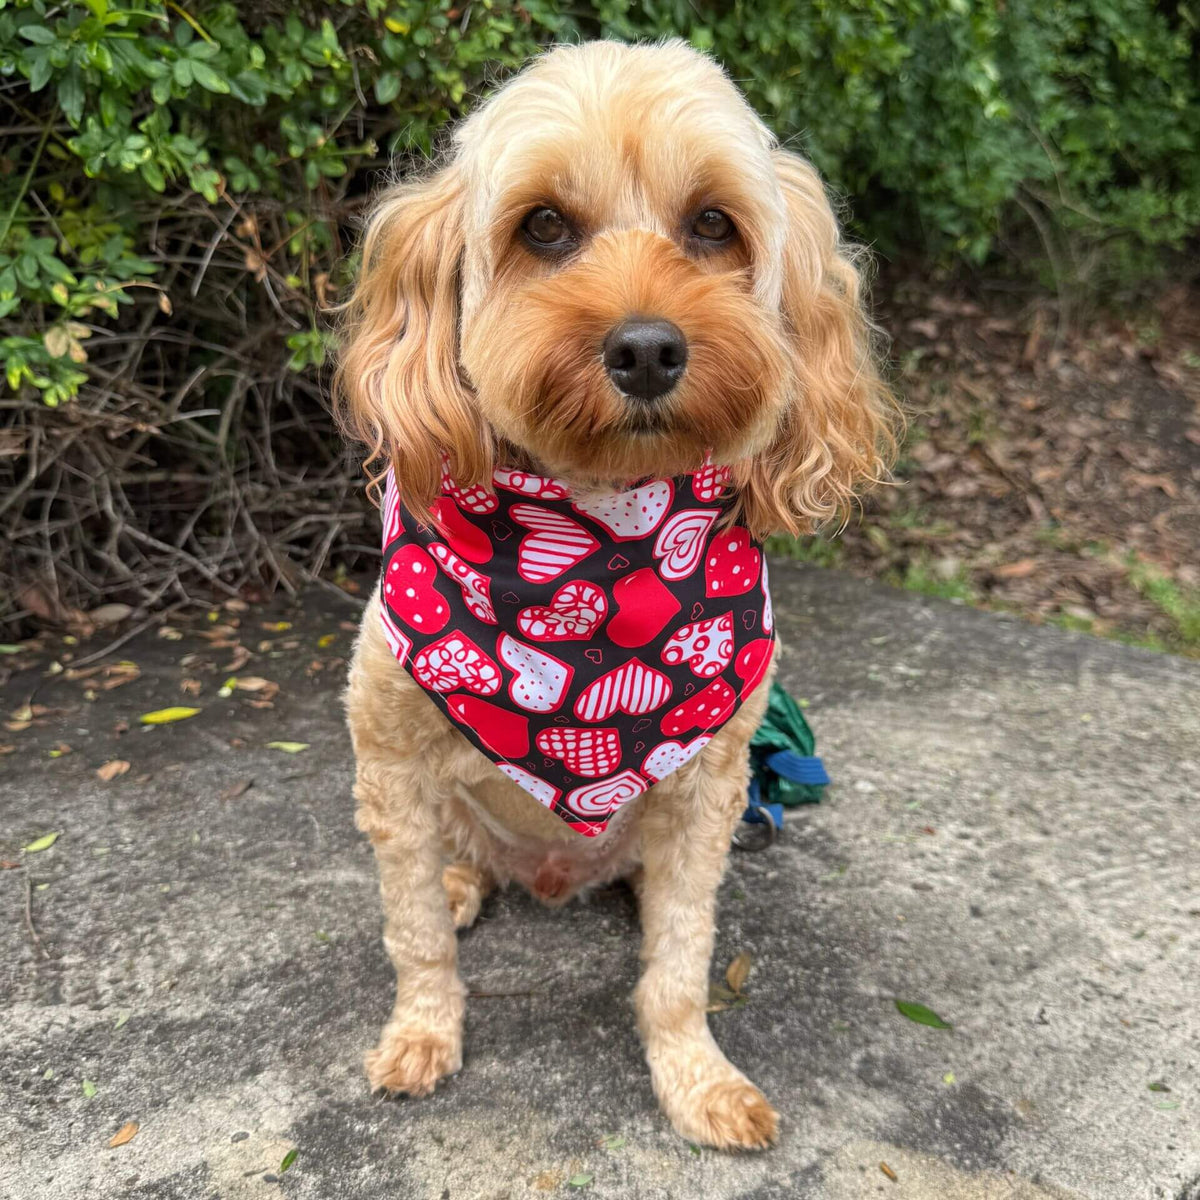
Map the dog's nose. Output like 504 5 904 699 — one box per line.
602 318 687 401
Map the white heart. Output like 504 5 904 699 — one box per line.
653 508 719 580
497 633 573 713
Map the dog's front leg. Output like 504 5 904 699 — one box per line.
355 753 465 1097
634 751 778 1150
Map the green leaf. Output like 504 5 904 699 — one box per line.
114 1011 130 1030
24 832 61 853
374 72 401 105
139 707 201 725
280 1149 298 1173
0 645 24 655
567 1175 593 1189
895 1000 953 1029
266 741 309 754
82 1079 97 1099
19 25 57 45
58 72 85 125
1147 1081 1171 1092
192 63 231 94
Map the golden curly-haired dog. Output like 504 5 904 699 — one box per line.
336 39 894 1150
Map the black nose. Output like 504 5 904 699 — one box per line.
603 318 687 401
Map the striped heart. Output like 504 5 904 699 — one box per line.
574 657 671 722
509 503 600 584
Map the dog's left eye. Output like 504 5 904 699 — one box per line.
691 209 734 242
522 207 573 249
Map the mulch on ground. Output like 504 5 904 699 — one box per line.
812 275 1200 655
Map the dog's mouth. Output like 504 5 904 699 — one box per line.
621 407 674 437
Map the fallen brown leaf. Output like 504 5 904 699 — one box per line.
219 778 253 803
880 1161 898 1182
108 1121 139 1148
994 558 1038 580
725 951 753 995
1123 472 1179 498
180 679 203 696
0 860 20 870
97 760 131 782
0 744 14 756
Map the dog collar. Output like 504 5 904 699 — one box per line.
379 457 775 837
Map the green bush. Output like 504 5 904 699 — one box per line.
1 0 1197 629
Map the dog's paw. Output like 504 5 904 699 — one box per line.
442 862 487 929
671 1074 778 1151
364 1029 461 1097
653 1052 778 1151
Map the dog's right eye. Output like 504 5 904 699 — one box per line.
522 207 573 250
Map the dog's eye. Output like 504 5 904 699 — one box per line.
691 209 734 242
522 207 573 249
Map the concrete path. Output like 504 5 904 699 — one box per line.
2 564 1197 1199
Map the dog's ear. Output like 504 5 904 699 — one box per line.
738 150 898 537
335 165 491 512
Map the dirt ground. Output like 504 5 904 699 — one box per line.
784 274 1200 657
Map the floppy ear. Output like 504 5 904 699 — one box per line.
738 150 898 538
334 165 491 513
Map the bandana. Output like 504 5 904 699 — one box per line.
379 457 775 837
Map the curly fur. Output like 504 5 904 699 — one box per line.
336 39 895 1149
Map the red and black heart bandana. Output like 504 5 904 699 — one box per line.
379 457 775 837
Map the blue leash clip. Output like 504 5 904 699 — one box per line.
738 752 830 842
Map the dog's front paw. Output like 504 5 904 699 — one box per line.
365 1027 461 1097
672 1072 778 1151
651 1049 778 1150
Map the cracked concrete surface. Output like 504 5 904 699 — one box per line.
1 564 1197 1199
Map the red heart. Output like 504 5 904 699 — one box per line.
704 527 760 598
383 545 449 634
440 458 498 514
691 454 732 503
574 658 671 722
734 638 774 697
606 568 681 648
517 580 607 641
659 677 737 735
691 602 704 620
411 632 501 695
510 504 600 583
536 727 622 778
446 695 529 758
430 497 492 564
584 648 604 664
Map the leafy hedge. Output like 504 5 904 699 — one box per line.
1 0 1197 631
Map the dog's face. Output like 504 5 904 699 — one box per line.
338 40 895 534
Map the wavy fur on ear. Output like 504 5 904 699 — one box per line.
737 150 899 538
333 166 492 513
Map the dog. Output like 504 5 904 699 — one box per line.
335 39 894 1151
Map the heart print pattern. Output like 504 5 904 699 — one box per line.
380 457 773 835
